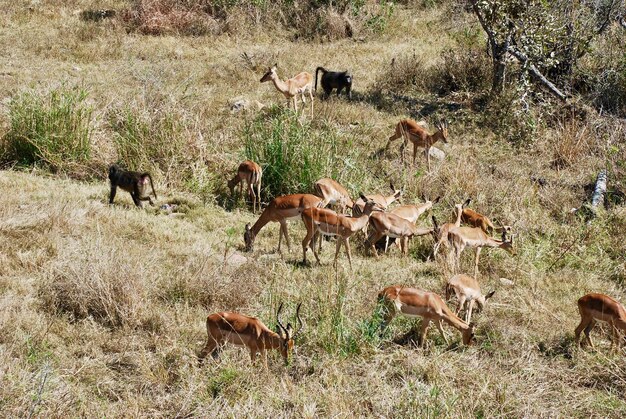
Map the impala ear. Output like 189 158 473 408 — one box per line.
433 196 441 204
359 193 367 201
485 290 496 300
463 198 471 208
389 182 395 191
245 223 251 232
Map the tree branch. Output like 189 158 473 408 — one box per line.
507 46 568 102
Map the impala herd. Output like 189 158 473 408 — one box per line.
166 64 624 367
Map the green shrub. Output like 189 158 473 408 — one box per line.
1 87 92 171
109 106 190 185
242 106 367 200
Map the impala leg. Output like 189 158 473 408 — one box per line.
574 317 591 347
435 319 449 345
197 338 218 364
293 96 298 114
610 322 619 352
412 143 418 166
466 300 474 324
247 182 255 211
260 349 269 370
584 319 596 348
311 230 322 265
418 318 431 348
344 238 353 271
309 88 314 118
369 232 384 259
333 238 342 268
425 147 431 172
250 348 257 364
474 247 482 279
302 227 314 264
456 295 466 317
256 182 261 213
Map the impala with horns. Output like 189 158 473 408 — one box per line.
228 160 263 213
575 293 626 351
301 194 380 269
314 177 354 214
378 286 475 347
431 199 468 260
353 182 403 214
461 198 511 235
198 303 303 367
447 227 515 278
367 212 434 258
386 119 449 170
260 64 314 117
244 194 322 252
445 274 495 324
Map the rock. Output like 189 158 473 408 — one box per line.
230 98 265 113
159 204 178 213
225 253 247 267
429 147 445 160
499 278 514 287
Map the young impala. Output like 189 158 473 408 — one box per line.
244 194 322 252
445 274 495 323
198 303 303 367
367 212 433 258
353 182 403 214
378 286 475 347
314 177 354 214
228 160 263 213
386 119 449 170
301 194 379 269
260 64 314 117
447 228 515 278
461 198 511 235
575 293 626 351
390 196 441 224
431 200 468 260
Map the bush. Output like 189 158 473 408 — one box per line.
430 47 491 95
109 106 193 186
1 87 92 171
243 106 368 200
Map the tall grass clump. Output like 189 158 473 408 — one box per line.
110 106 193 186
1 87 92 171
243 107 368 199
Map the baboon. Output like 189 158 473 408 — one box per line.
108 164 157 207
315 67 352 99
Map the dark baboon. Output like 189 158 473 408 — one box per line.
108 164 157 207
315 67 352 99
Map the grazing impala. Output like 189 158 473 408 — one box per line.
575 293 626 351
445 274 495 323
431 200 468 260
228 160 263 213
447 228 515 278
260 64 314 117
244 194 322 252
314 177 354 214
460 198 511 235
367 212 433 258
301 194 379 269
353 182 403 214
198 303 303 367
378 286 475 347
386 119 449 170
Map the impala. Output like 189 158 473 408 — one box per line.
447 228 515 278
228 160 263 213
461 198 511 235
353 182 403 214
575 293 626 351
386 119 449 170
445 274 495 323
367 212 433 258
301 194 379 269
198 303 303 367
431 200 468 260
390 195 441 224
260 64 314 117
314 177 354 214
244 194 322 252
378 286 475 347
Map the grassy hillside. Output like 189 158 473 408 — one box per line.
1 0 626 417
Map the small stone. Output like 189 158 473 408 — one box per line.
429 147 446 160
499 278 514 287
225 253 247 267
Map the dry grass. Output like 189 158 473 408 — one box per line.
0 0 626 417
